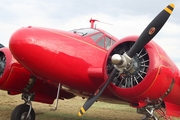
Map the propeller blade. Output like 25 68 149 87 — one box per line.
0 54 5 73
127 4 174 58
0 44 4 48
78 68 117 116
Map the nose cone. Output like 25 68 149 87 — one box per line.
9 26 47 74
9 26 57 78
9 26 35 62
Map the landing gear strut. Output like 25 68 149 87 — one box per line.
11 76 36 120
11 93 35 120
137 105 158 120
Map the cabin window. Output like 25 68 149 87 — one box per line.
97 37 104 47
105 37 111 49
96 36 115 50
90 33 103 42
70 28 116 50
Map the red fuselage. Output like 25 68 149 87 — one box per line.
8 27 122 103
9 27 108 91
8 26 180 109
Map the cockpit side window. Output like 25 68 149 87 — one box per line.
90 33 103 42
105 37 111 49
97 37 104 47
90 33 116 50
111 40 115 45
79 29 116 50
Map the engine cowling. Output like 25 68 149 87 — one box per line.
0 47 31 91
103 36 180 106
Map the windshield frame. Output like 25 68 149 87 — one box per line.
70 28 100 36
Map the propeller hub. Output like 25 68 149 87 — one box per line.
111 54 123 65
112 53 133 73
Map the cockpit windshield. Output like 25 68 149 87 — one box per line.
70 28 116 50
70 28 99 36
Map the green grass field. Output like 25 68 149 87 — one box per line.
0 91 179 120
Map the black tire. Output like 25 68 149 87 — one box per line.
11 104 35 120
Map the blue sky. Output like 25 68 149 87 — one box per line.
0 0 180 68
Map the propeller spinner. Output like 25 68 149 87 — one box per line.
78 3 175 116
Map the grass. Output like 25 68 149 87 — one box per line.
0 91 179 120
33 102 143 120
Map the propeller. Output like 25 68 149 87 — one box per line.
0 53 6 76
0 44 4 48
127 4 174 58
0 44 5 75
78 3 174 116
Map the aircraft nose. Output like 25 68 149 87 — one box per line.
9 26 36 63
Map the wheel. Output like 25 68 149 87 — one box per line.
11 104 35 120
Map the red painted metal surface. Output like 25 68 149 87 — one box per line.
9 27 108 93
0 48 30 91
0 47 74 104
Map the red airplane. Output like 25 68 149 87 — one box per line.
0 3 178 120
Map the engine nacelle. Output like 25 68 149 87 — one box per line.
104 36 180 106
0 47 30 91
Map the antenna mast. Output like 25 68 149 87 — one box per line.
89 18 99 28
89 18 113 28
